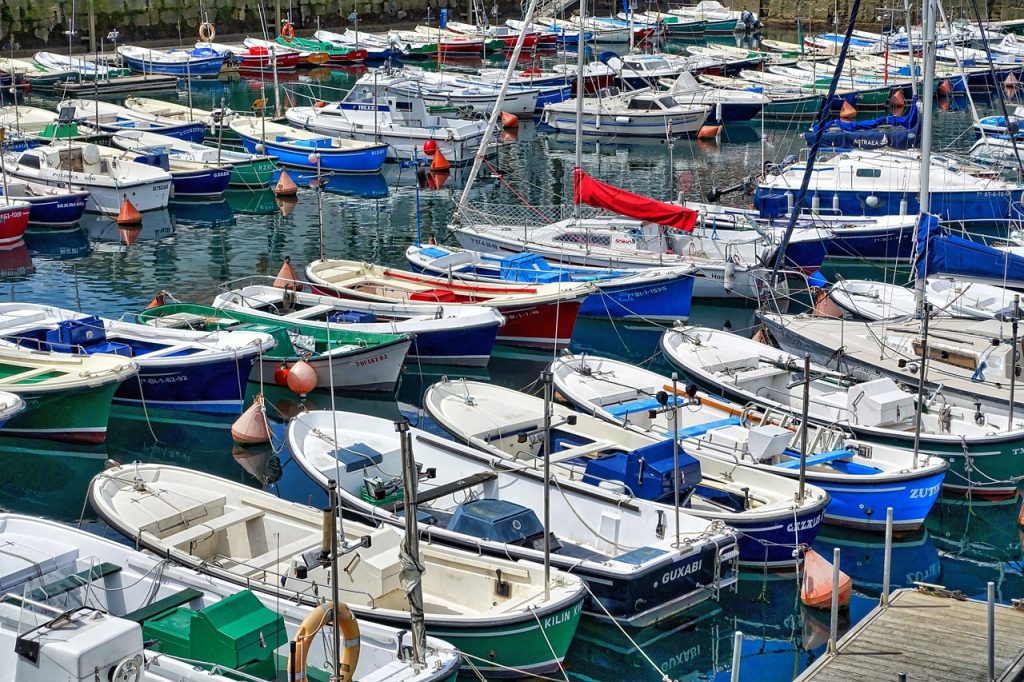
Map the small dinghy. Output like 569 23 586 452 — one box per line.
289 409 740 622
0 302 275 413
214 281 504 367
423 377 827 566
117 44 227 78
138 302 414 392
90 463 587 678
0 513 461 682
306 258 593 349
230 117 387 172
0 179 89 228
828 279 917 320
662 325 1020 498
553 353 947 533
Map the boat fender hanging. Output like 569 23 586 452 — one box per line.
287 602 360 682
423 139 438 156
286 359 317 396
199 21 216 43
274 362 291 386
865 195 880 208
281 22 296 44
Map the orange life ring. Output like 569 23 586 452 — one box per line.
281 22 296 44
198 21 216 42
287 602 360 682
314 100 327 108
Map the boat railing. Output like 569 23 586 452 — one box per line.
456 203 606 227
218 274 320 294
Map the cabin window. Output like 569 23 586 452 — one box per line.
553 233 612 247
855 168 881 178
627 99 656 111
19 154 40 169
396 101 412 112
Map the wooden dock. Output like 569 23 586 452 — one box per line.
796 587 1024 682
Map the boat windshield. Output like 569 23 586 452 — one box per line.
345 85 379 104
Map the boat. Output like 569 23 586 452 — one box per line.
212 281 505 366
137 301 411 392
0 180 89 228
444 20 544 47
925 277 1022 319
90 463 588 678
506 19 591 44
284 73 489 167
195 40 301 71
384 72 539 117
33 51 130 79
57 98 207 142
806 102 921 150
304 258 593 349
827 278 917 320
3 142 173 214
0 343 135 442
805 32 883 54
668 0 756 33
117 45 227 77
110 129 278 189
122 96 236 139
312 29 395 60
404 243 697 322
0 390 23 431
553 352 946 532
541 88 710 138
663 72 766 124
662 324 1024 500
97 143 232 200
421 376 825 571
275 34 368 63
0 302 275 413
290 408 742 621
0 200 29 249
242 37 328 65
0 513 462 682
230 117 387 172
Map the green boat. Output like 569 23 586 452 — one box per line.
760 92 823 120
658 16 708 36
0 345 136 443
276 35 367 63
138 303 412 392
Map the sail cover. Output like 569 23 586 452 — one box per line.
573 168 698 232
916 212 1024 285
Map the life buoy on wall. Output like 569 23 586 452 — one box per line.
198 21 216 42
287 602 360 682
281 22 296 44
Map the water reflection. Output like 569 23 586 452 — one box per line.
169 198 236 228
0 436 107 521
24 227 92 259
0 241 33 280
81 209 174 247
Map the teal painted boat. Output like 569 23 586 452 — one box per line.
760 92 823 119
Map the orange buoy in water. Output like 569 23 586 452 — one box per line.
426 171 449 190
275 170 298 197
839 100 857 120
119 225 141 247
231 393 271 445
146 291 166 309
278 196 298 218
501 111 519 128
116 197 142 225
273 362 290 387
286 359 318 396
800 548 852 610
431 148 451 172
423 139 438 157
813 289 845 319
697 125 721 140
937 79 953 97
890 89 906 110
273 256 300 289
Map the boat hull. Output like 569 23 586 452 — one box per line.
167 166 232 199
253 339 410 391
723 499 827 566
0 204 29 247
406 319 500 366
101 121 207 143
20 192 89 227
580 274 695 321
114 353 258 414
227 158 279 188
236 134 387 172
3 381 121 443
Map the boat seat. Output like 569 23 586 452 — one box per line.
122 587 204 624
281 304 335 320
233 538 320 577
161 508 265 549
0 367 60 385
775 449 854 469
605 397 679 418
676 417 742 439
21 562 122 602
382 472 497 512
134 342 201 359
549 439 619 463
0 311 48 327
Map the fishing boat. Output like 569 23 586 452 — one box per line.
421 376 827 568
0 302 275 413
58 98 207 142
33 51 131 80
312 29 395 60
305 258 592 349
122 96 236 138
662 325 1024 499
242 37 328 65
90 463 588 678
0 201 29 249
4 143 173 214
212 281 505 366
0 180 89 228
110 129 278 189
404 243 697 322
0 514 463 682
284 74 489 166
195 41 301 71
668 1 756 33
0 343 135 442
96 143 231 200
541 88 710 138
553 353 946 532
403 26 488 52
444 20 544 47
275 34 368 63
230 117 387 172
137 302 411 392
290 409 742 619
117 45 227 77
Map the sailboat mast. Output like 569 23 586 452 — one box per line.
902 0 917 100
573 0 587 222
914 0 935 312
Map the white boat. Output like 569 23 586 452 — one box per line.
3 143 172 214
926 277 1022 319
541 88 710 137
284 73 489 166
0 513 462 682
828 278 917 320
89 463 588 678
289 408 741 619
0 106 65 135
420 377 824 568
33 51 121 77
116 45 226 77
58 98 208 142
551 352 946 532
122 96 236 134
386 70 539 116
664 71 767 123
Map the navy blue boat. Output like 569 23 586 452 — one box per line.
0 183 88 228
133 153 232 200
806 101 921 150
0 305 276 413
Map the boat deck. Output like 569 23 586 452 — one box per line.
796 587 1024 682
58 74 179 96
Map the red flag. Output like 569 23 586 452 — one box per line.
573 168 697 232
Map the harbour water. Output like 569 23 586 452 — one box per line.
4 36 1024 680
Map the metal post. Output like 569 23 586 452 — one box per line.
730 631 743 682
216 97 225 166
672 372 681 549
798 354 810 501
541 370 553 601
988 581 996 682
327 480 342 680
1010 294 1020 426
911 305 930 469
914 0 935 313
88 0 96 53
829 547 841 654
881 507 893 607
398 420 426 666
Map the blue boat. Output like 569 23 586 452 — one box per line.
60 99 207 143
806 101 921 150
916 212 1024 288
117 45 226 78
131 152 232 199
231 117 387 172
0 304 277 413
405 244 696 322
0 182 88 228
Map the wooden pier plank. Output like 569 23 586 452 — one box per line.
797 589 1024 682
